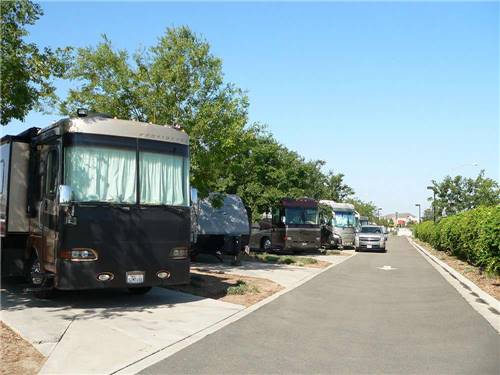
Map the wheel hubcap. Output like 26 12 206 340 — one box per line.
264 239 272 250
31 260 43 285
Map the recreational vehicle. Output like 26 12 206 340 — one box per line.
249 198 321 253
319 200 357 249
191 193 250 261
1 112 191 296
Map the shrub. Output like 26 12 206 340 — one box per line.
227 280 259 295
413 206 500 275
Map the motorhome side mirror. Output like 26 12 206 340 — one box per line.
58 185 73 206
281 216 286 224
190 188 198 205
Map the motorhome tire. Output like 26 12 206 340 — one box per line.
28 256 55 298
261 237 272 251
128 287 152 295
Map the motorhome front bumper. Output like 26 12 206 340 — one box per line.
55 258 190 290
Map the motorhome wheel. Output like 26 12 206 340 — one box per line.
262 237 272 251
29 256 54 298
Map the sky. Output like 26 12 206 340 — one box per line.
3 1 499 216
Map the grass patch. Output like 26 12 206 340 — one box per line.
297 257 318 265
250 252 318 267
227 280 260 295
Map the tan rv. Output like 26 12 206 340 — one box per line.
249 198 321 253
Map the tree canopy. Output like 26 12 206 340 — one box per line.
61 28 250 197
60 26 357 217
428 170 500 219
1 0 69 125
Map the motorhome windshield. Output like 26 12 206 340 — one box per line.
64 145 189 206
334 211 355 228
284 207 319 225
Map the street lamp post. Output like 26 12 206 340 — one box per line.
426 186 436 224
415 203 421 223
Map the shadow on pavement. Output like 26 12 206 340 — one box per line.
0 277 206 321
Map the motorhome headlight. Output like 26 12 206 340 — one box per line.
60 248 98 261
157 270 171 279
97 272 114 281
170 247 188 259
285 236 292 241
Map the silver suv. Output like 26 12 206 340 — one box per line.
355 225 386 252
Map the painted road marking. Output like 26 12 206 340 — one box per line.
377 265 397 271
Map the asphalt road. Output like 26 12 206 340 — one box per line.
142 236 499 374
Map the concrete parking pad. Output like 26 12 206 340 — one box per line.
1 285 243 374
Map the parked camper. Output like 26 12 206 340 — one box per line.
191 193 250 261
249 198 321 253
319 200 357 249
0 112 191 296
359 216 369 227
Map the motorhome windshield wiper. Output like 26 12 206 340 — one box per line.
78 201 131 211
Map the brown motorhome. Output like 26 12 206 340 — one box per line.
249 198 321 253
1 112 191 296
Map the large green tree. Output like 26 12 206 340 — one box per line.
320 171 355 202
428 170 500 219
1 0 69 125
60 26 356 215
346 197 378 221
60 27 249 196
219 125 355 218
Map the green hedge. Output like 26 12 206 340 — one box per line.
413 206 500 275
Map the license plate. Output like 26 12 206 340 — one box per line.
126 271 145 284
302 242 307 246
367 245 372 249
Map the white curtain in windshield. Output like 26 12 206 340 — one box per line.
140 152 188 206
335 212 355 227
65 146 137 203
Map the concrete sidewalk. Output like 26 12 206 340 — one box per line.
1 285 243 374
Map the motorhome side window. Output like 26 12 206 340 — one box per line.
45 149 58 197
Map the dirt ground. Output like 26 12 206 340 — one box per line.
414 239 500 300
168 269 283 307
0 321 45 375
